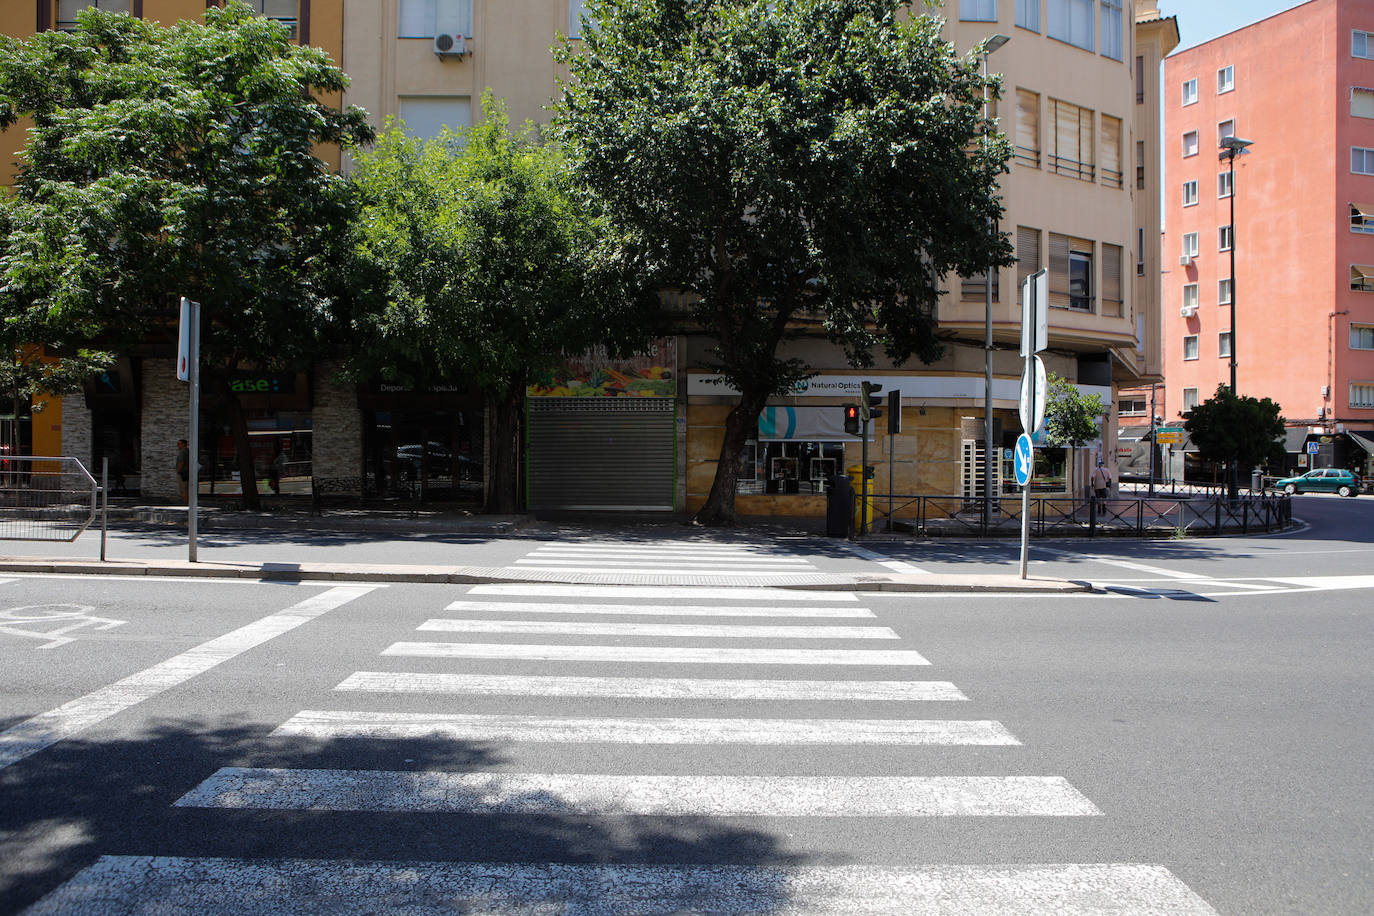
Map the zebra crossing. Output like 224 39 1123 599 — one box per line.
504 538 824 576
26 582 1219 914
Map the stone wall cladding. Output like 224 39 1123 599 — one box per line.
312 360 362 479
140 359 189 500
59 395 93 472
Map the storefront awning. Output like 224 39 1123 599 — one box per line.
1283 428 1311 454
1352 264 1374 290
1347 431 1374 455
1353 203 1374 232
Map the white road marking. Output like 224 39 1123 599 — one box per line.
0 604 126 649
25 857 1220 915
513 557 812 567
178 769 1095 816
442 600 875 618
334 672 967 701
272 710 1015 745
382 642 930 666
525 544 805 553
499 566 824 576
526 548 813 560
1037 548 1208 580
467 584 859 601
415 619 898 640
1266 574 1374 591
0 586 378 771
837 542 928 574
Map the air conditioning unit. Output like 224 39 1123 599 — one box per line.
1179 254 1193 266
1180 304 1197 317
433 33 468 59
1321 385 1330 397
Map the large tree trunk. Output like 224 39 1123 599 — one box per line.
692 386 770 527
483 384 523 515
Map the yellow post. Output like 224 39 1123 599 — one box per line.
848 464 876 534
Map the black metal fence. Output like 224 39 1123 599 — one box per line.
860 492 1292 538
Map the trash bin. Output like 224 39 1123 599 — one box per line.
826 474 855 538
1251 469 1264 492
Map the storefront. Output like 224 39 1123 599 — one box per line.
358 380 484 503
525 340 678 512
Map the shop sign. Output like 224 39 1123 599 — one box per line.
230 373 296 395
528 338 676 398
758 406 870 441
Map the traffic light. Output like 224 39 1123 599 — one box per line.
887 389 902 434
843 404 860 435
860 381 884 421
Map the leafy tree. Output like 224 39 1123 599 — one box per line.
344 94 653 513
1183 384 1285 499
0 2 374 507
1042 372 1106 499
553 0 1012 525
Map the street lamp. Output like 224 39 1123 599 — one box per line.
981 33 1010 534
1220 135 1253 496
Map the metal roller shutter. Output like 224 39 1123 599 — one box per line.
527 399 676 511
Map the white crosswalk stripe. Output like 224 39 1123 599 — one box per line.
510 540 822 573
382 641 931 665
467 584 860 600
442 599 875 617
415 618 899 639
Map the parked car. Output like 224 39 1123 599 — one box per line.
1272 468 1362 497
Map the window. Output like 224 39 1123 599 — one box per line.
1016 226 1041 304
1353 204 1374 233
1351 324 1374 349
1219 225 1233 250
1183 335 1199 360
1218 119 1235 144
1048 233 1094 311
1182 78 1198 106
1136 227 1145 276
1218 278 1232 304
1182 283 1198 311
1183 387 1200 410
1100 115 1122 188
737 440 848 494
1354 87 1374 119
569 0 585 38
56 0 131 30
1135 56 1145 104
397 95 472 140
1354 265 1374 291
1101 243 1123 316
1352 383 1374 408
1182 232 1199 258
1218 170 1233 197
1217 66 1234 93
1017 0 1040 31
1048 0 1094 52
1015 89 1041 167
1049 98 1095 181
960 0 997 21
399 0 473 39
1354 147 1374 175
1119 399 1148 416
1099 0 1122 60
1182 130 1199 158
245 1 299 38
1183 180 1198 206
1355 30 1374 59
1219 331 1232 358
1137 139 1146 189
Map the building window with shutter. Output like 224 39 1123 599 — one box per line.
1218 170 1233 197
1182 387 1199 410
1048 233 1094 312
1218 119 1235 144
1049 98 1094 181
1017 0 1040 32
1101 244 1122 316
56 0 132 30
1100 115 1122 188
1354 147 1374 175
1183 335 1199 360
1183 180 1198 206
1182 232 1198 258
1352 204 1374 233
1048 0 1094 52
1136 227 1145 276
1099 0 1123 61
962 269 1000 303
1219 225 1233 250
1137 140 1146 189
1016 226 1041 305
1015 89 1041 167
1219 278 1232 305
1351 383 1374 408
400 0 473 39
1135 56 1144 104
1182 78 1198 106
1353 87 1374 119
1352 265 1374 291
1351 324 1374 349
1218 332 1232 358
960 0 997 22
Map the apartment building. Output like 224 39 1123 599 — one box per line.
1159 0 1374 480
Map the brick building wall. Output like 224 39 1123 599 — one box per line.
311 361 361 479
139 359 189 501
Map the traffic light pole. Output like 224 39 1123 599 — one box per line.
859 418 869 537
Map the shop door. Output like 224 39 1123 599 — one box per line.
526 399 675 511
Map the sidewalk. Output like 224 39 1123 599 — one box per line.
0 502 1090 594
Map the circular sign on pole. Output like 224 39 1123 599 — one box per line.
1014 433 1034 487
1019 355 1047 434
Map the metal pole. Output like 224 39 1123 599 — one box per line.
187 300 200 563
101 457 108 562
1148 384 1157 496
860 420 869 536
887 425 894 533
1228 151 1238 498
982 51 994 538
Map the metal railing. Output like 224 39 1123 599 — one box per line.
0 456 99 543
859 491 1291 538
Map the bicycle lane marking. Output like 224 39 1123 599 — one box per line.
0 604 126 649
0 585 381 771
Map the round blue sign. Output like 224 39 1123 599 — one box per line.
1014 433 1034 487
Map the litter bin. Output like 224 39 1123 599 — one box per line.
826 474 855 538
1251 469 1264 492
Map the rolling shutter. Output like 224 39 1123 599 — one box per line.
527 399 676 511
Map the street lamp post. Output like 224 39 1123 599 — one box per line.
1220 135 1253 497
981 33 1010 535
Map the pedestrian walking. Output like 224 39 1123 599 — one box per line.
269 448 287 496
175 439 190 503
1091 460 1112 514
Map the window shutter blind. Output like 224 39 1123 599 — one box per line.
1016 226 1041 304
1101 116 1121 187
1102 244 1122 315
1354 88 1374 119
1016 90 1039 164
1054 101 1076 170
1048 233 1071 308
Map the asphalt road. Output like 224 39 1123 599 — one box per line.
0 496 1371 913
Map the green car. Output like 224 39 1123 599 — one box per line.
1274 468 1362 497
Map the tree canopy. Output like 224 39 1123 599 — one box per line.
1183 384 1285 496
553 0 1012 524
1043 372 1106 498
345 94 654 512
0 2 374 504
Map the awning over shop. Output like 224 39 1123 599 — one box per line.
1283 428 1310 454
1346 431 1374 454
1352 202 1374 233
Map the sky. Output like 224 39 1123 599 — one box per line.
1157 0 1315 52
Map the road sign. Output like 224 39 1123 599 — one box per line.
1020 268 1048 357
1018 355 1047 433
1306 441 1320 455
1014 433 1034 487
1155 426 1184 445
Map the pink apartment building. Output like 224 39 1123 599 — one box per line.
1158 0 1374 478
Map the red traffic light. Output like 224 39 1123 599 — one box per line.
844 405 859 420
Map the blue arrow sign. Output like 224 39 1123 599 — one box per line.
1014 433 1034 487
